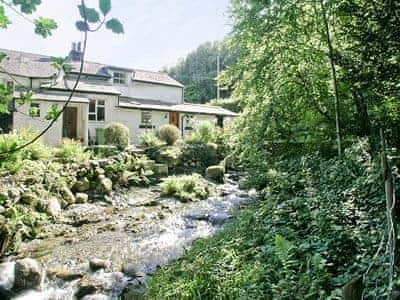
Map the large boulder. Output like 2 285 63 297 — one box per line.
73 178 91 192
206 165 225 183
13 258 43 292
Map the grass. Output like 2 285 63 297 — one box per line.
160 174 211 202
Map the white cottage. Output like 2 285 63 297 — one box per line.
0 45 237 145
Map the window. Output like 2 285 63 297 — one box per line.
141 111 152 124
29 103 40 118
89 99 105 121
113 72 126 84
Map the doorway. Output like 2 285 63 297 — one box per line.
63 107 78 139
169 111 180 128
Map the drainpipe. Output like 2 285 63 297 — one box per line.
181 114 185 137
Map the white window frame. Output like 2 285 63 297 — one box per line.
89 99 105 121
113 72 126 85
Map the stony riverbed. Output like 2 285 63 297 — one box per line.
0 174 255 300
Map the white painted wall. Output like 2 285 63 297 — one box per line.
0 72 53 89
13 100 87 146
111 80 183 105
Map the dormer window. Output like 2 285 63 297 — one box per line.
113 72 126 84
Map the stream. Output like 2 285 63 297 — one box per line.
0 174 255 300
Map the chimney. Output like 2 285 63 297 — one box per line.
69 41 82 62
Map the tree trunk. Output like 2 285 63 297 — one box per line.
343 277 363 300
320 0 342 157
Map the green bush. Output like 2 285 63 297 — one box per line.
139 131 163 148
160 174 211 202
104 122 130 150
180 142 218 172
0 129 52 173
147 141 389 298
185 121 217 144
55 139 90 164
158 124 180 146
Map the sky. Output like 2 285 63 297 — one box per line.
0 0 232 71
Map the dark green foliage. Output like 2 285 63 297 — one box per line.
147 142 390 298
166 39 238 103
34 17 57 38
99 0 111 16
106 18 124 34
78 4 100 23
180 143 219 173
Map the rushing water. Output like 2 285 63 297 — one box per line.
0 174 255 300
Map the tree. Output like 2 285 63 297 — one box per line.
165 39 238 103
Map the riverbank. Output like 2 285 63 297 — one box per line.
0 173 254 299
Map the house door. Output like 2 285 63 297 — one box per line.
169 111 180 128
63 107 78 139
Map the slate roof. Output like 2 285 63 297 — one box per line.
119 97 238 117
132 69 184 87
42 79 121 95
0 48 57 78
0 48 183 87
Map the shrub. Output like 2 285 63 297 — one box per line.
139 131 163 148
104 122 130 150
158 125 180 146
180 143 218 172
0 128 52 173
160 174 211 202
55 139 90 164
185 121 217 144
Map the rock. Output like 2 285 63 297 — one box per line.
152 164 168 177
46 197 61 217
62 204 107 226
0 205 5 214
60 186 75 204
238 178 248 190
121 263 145 278
76 193 89 204
82 294 109 300
95 168 105 176
0 261 15 295
47 267 84 281
89 259 109 272
76 272 127 299
206 165 225 183
73 178 91 192
99 177 112 194
13 258 43 292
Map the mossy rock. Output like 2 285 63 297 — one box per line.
206 165 225 183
